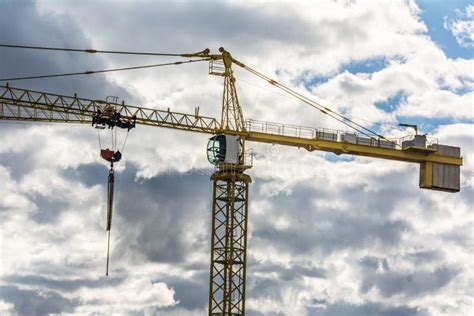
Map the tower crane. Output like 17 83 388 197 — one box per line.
0 46 463 316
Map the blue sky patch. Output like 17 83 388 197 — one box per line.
416 0 473 59
341 57 388 75
291 70 334 91
325 152 355 163
304 73 333 89
437 75 474 95
374 90 406 113
396 115 472 133
298 57 389 91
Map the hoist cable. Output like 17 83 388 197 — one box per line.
243 66 375 138
0 43 194 57
111 128 114 152
0 58 211 81
243 65 394 142
121 131 130 153
249 65 395 143
97 130 102 149
243 67 367 133
237 75 393 129
244 66 376 136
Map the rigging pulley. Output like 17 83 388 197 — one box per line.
92 97 136 131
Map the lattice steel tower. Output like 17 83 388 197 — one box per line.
208 47 251 316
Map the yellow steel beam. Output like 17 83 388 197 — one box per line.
0 85 219 134
243 131 463 166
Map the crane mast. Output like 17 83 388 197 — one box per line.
0 48 463 316
208 48 250 315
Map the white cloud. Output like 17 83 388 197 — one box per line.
0 300 14 314
72 277 176 314
444 4 474 48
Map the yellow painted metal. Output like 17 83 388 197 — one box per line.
244 131 463 166
219 48 245 132
209 171 251 316
0 85 220 133
419 161 433 189
208 48 249 316
0 85 462 167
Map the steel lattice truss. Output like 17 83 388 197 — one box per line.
209 173 250 316
0 85 219 133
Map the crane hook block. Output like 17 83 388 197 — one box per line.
101 149 122 163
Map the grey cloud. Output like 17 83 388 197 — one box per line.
0 157 461 314
0 136 107 185
249 167 425 257
250 181 411 256
62 162 108 187
1 160 212 313
359 255 390 272
248 275 285 301
66 162 214 264
28 192 70 223
58 163 331 311
358 257 459 298
442 224 474 248
307 300 426 316
247 311 284 316
250 260 326 281
38 0 380 67
156 271 209 311
54 2 321 55
252 215 408 255
2 273 206 314
3 274 123 293
0 161 466 314
404 250 444 264
0 285 78 316
338 72 370 93
0 149 39 183
246 263 325 304
246 279 427 315
278 264 326 281
0 0 136 102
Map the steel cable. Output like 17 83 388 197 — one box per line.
0 58 211 81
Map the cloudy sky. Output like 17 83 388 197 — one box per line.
0 0 473 315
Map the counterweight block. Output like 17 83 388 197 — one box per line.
419 144 461 192
209 171 251 316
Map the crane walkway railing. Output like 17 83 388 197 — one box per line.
245 118 337 140
244 119 436 151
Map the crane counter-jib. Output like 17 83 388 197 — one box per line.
244 131 463 166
